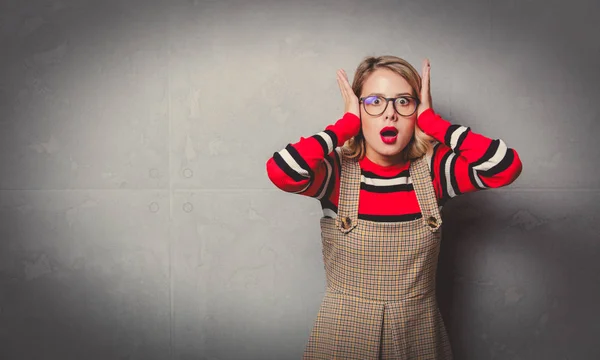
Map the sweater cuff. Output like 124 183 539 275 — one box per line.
417 108 451 143
327 112 361 146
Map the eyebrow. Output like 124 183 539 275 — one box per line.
364 92 413 97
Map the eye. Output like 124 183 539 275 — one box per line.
364 96 382 105
396 97 411 106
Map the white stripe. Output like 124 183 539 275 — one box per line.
444 153 457 198
361 175 412 187
322 208 337 218
316 158 332 200
472 167 487 189
292 181 311 194
450 126 468 150
473 140 508 172
279 148 310 178
315 131 334 153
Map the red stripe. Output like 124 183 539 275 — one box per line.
267 109 522 221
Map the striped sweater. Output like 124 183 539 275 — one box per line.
266 108 522 222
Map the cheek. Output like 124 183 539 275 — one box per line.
403 118 417 132
360 115 377 136
398 119 417 140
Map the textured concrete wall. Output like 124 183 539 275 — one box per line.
0 0 598 359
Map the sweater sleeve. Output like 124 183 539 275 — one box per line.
266 112 360 199
418 108 523 202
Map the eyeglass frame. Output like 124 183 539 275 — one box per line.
358 95 421 117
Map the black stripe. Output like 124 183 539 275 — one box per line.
454 127 470 155
445 124 461 148
313 134 329 155
285 144 314 178
438 150 452 200
479 148 515 178
449 154 461 197
273 152 306 182
430 143 441 181
361 183 414 193
324 129 338 149
471 139 500 168
439 197 449 207
362 169 410 180
320 200 338 213
359 213 423 222
468 165 487 190
335 149 342 179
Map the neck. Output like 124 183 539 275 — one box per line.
364 149 406 167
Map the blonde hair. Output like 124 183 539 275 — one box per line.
344 55 433 162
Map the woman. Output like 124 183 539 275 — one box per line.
266 55 522 359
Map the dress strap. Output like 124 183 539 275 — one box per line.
409 155 443 232
336 147 360 233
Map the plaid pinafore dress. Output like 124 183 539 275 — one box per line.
303 148 453 359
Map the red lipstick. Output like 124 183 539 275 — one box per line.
380 126 398 144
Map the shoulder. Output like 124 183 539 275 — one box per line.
336 146 357 164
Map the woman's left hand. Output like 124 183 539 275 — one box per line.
417 58 432 118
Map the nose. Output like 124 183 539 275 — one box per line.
384 100 397 121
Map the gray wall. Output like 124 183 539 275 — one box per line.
0 0 598 359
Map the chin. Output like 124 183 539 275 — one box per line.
365 136 408 161
375 146 404 158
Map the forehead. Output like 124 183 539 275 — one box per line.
361 68 413 96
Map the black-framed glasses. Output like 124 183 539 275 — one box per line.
359 95 420 117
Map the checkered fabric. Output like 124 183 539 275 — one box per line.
303 148 453 360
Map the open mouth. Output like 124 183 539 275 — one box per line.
380 127 398 144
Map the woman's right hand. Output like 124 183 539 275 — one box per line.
336 69 360 119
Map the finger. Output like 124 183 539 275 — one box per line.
427 61 431 94
427 60 431 87
336 74 346 99
340 69 356 98
421 59 430 97
336 71 349 101
338 70 352 100
338 69 349 88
